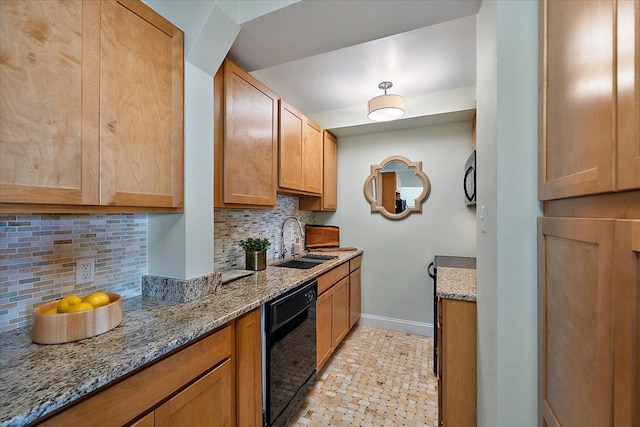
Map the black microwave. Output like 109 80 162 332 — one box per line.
464 150 476 206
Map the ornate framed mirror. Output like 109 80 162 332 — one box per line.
363 155 431 220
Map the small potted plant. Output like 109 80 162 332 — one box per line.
239 237 271 271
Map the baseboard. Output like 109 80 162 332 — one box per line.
358 314 434 337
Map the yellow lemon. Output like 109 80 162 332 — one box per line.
84 292 110 308
66 302 95 313
44 308 58 315
56 295 82 313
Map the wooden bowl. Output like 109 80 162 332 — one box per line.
31 293 122 344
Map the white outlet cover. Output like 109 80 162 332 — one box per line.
76 258 95 285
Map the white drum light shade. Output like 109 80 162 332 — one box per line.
367 94 405 121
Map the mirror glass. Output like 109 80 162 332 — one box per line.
363 155 431 220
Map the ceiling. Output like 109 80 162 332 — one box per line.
227 0 480 134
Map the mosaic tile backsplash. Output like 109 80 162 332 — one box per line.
0 214 147 332
214 195 315 271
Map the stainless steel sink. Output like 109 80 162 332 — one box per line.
274 254 338 269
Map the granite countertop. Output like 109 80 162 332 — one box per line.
0 250 362 427
436 266 477 302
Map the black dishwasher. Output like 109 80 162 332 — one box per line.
264 280 317 426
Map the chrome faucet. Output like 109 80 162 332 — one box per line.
280 217 304 258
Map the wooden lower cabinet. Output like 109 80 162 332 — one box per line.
130 412 155 427
155 359 234 427
235 309 263 427
437 297 476 427
332 276 350 347
316 289 334 371
37 308 264 427
538 217 639 427
349 267 361 328
316 256 361 371
613 219 640 426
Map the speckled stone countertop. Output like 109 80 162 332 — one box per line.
436 266 477 302
0 250 362 427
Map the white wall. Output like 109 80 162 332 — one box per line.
317 122 476 332
476 1 541 426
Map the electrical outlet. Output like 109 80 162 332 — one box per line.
76 258 95 285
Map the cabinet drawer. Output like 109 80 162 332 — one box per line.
40 324 234 427
317 262 349 295
349 255 362 272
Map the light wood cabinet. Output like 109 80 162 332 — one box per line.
617 0 640 190
130 412 155 427
316 289 334 371
316 257 361 372
539 0 639 200
437 297 476 427
349 256 362 328
36 322 237 426
538 218 615 427
214 58 278 208
155 359 234 427
331 276 350 348
303 118 323 194
539 2 640 425
0 0 184 213
612 220 639 426
235 308 263 427
278 100 322 195
299 130 338 211
279 101 304 192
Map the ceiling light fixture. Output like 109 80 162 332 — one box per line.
367 81 405 122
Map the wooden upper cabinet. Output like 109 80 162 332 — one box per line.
279 100 304 192
617 0 640 191
303 118 323 194
0 0 101 206
539 0 615 200
540 0 640 200
278 100 322 195
322 131 338 210
214 59 278 208
100 0 184 208
0 0 185 212
299 130 338 211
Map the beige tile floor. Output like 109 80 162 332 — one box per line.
285 325 438 427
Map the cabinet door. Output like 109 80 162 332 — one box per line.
130 412 154 427
303 118 323 194
155 358 234 427
217 59 278 207
279 101 304 191
0 0 100 205
440 298 476 427
617 0 640 190
100 0 184 208
236 308 262 427
332 276 350 348
538 217 615 427
613 220 640 425
539 0 615 200
322 131 338 210
349 268 361 328
298 130 337 211
316 289 333 371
